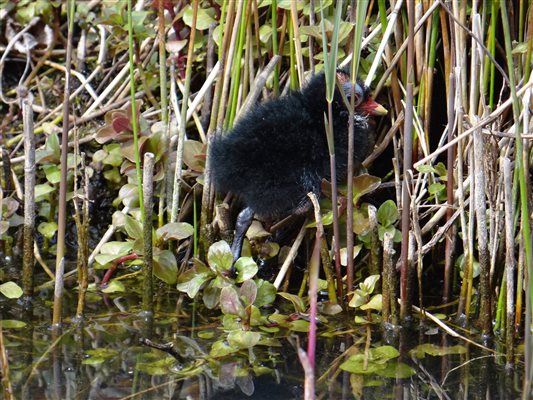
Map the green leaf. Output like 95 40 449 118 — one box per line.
376 362 416 379
360 275 380 294
37 221 58 239
277 292 306 313
227 330 261 349
210 340 237 357
42 165 61 184
101 280 125 293
235 257 258 283
35 183 56 199
154 250 178 284
255 279 277 307
156 222 194 241
0 319 26 329
239 279 257 305
377 200 399 227
124 215 143 240
0 281 23 299
360 294 382 311
176 261 214 298
410 343 467 359
428 182 445 195
207 240 234 273
183 5 216 30
220 286 245 316
352 174 381 204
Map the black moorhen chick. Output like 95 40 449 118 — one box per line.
210 69 386 263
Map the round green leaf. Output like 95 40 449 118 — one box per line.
0 281 23 299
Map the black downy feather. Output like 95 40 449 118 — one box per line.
209 69 382 263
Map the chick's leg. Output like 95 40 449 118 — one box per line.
231 206 254 264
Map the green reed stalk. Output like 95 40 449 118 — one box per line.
500 0 532 391
227 0 249 127
321 0 343 300
127 0 144 220
271 0 280 95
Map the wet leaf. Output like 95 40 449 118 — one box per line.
255 279 276 307
434 162 447 179
208 240 234 273
235 257 258 283
339 246 362 266
377 200 398 227
0 319 26 328
182 140 205 172
124 215 143 240
353 207 370 234
118 183 139 207
42 164 61 184
154 250 178 284
136 355 175 375
239 280 257 305
352 174 381 204
360 294 382 311
428 183 445 195
245 220 270 239
319 302 343 315
289 319 310 332
277 292 306 313
121 136 149 163
227 330 261 349
220 286 245 316
210 340 237 357
360 275 380 294
37 221 58 239
410 343 467 359
35 183 55 199
348 292 367 309
376 362 416 379
176 261 214 298
202 285 220 309
95 241 133 266
183 5 216 30
101 280 125 293
0 281 23 299
156 222 194 241
0 221 9 235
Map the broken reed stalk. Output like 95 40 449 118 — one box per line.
142 153 155 314
503 157 515 364
400 0 415 318
21 89 35 298
367 205 381 284
382 231 397 325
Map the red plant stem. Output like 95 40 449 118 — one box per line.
100 253 140 287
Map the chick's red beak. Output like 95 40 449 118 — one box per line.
359 98 388 116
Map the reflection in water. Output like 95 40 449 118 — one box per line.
0 291 524 399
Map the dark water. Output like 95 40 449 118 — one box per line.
0 282 524 400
